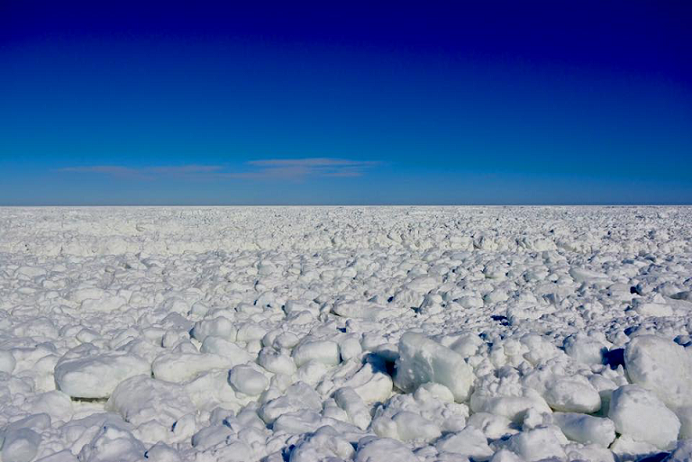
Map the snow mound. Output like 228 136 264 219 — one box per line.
395 332 474 402
625 335 692 408
54 351 150 399
608 384 681 449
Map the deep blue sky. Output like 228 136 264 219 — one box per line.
1 0 691 205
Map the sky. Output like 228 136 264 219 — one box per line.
1 0 691 205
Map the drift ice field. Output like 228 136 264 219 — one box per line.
2 206 692 462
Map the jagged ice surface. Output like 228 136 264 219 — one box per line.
1 206 692 462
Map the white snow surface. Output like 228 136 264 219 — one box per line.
1 206 692 462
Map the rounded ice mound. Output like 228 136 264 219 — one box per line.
394 332 474 403
405 276 437 293
383 411 442 442
228 365 268 396
144 443 182 462
106 375 195 428
624 335 692 408
288 426 355 462
355 437 418 462
543 378 601 413
631 298 674 317
80 294 127 312
0 350 16 374
54 352 151 399
435 426 493 460
258 348 297 375
151 352 230 382
608 384 680 449
77 423 146 462
553 413 616 447
569 267 608 283
470 391 551 425
190 317 237 343
200 336 253 367
331 300 390 320
563 333 608 365
291 340 340 367
1 428 41 462
341 362 393 404
503 427 566 462
334 387 371 430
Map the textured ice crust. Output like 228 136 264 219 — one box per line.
0 206 692 462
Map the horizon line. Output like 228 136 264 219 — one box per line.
1 203 690 208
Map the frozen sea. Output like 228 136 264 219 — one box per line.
1 206 692 462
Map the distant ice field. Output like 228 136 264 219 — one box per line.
1 206 692 462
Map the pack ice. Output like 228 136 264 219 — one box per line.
1 206 692 462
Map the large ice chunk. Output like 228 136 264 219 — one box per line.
355 437 418 462
291 340 340 367
151 352 230 382
624 335 692 409
54 353 150 399
608 384 680 449
77 423 146 462
1 428 41 462
435 427 493 460
543 378 601 413
228 364 269 396
106 375 195 428
371 410 441 443
553 413 616 447
334 387 372 430
395 332 474 403
0 350 16 374
342 362 393 404
199 337 253 367
190 317 237 343
504 427 566 462
288 426 355 462
332 300 391 320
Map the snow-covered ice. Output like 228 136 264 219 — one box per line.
1 206 692 461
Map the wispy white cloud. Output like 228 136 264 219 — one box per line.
149 165 224 175
59 158 380 180
232 158 380 179
60 165 140 176
248 158 379 168
58 165 224 180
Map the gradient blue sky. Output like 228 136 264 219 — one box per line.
1 0 691 205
